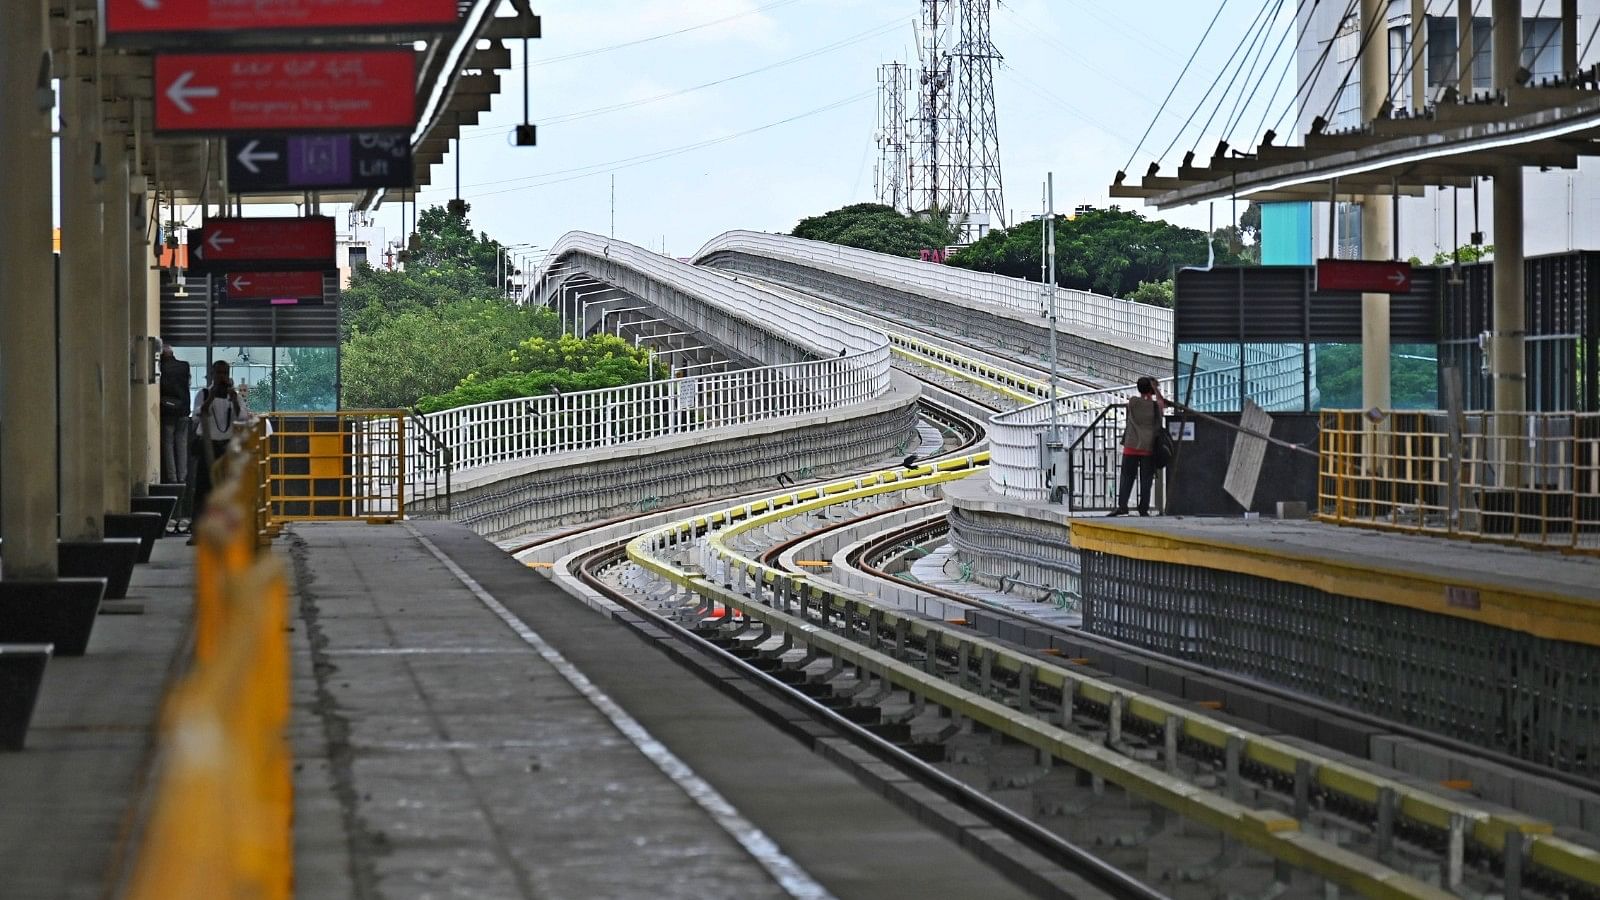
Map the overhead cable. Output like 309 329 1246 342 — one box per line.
517 0 803 70
471 17 902 140
466 91 874 197
1119 0 1235 174
1171 0 1292 160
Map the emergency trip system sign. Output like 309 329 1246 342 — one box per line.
103 0 458 43
188 217 337 272
153 50 417 134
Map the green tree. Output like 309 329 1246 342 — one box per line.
341 202 515 338
1431 243 1494 266
948 207 1249 298
415 333 662 413
342 299 560 409
1125 279 1175 308
792 203 960 258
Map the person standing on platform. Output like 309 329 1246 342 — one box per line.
1110 376 1169 517
189 360 248 541
157 343 191 487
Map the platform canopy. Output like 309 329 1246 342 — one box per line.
65 0 536 211
1109 80 1600 209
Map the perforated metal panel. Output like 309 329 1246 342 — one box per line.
158 274 339 348
1176 266 1441 343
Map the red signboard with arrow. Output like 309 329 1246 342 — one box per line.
1315 259 1414 294
153 50 416 135
189 218 337 272
105 0 458 43
221 271 328 303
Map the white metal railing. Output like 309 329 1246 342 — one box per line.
407 232 891 492
987 354 1311 502
691 229 1174 350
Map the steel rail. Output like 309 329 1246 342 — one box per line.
626 462 1600 898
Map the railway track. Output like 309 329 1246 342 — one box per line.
515 282 1600 898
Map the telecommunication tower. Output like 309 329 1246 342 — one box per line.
875 63 912 211
909 0 956 219
900 0 1005 239
951 0 1004 235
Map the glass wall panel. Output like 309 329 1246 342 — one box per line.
273 346 338 411
1244 343 1311 412
1178 342 1242 412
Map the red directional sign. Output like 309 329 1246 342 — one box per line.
189 218 337 272
153 51 417 135
221 271 328 303
105 0 458 43
1315 259 1414 294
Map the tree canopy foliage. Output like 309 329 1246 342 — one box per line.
947 207 1250 298
337 203 656 411
792 203 960 258
414 334 660 414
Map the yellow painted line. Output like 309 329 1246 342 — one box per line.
625 459 1588 894
1069 520 1600 647
891 347 1040 405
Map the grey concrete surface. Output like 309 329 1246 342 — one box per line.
0 535 193 899
1094 515 1600 601
289 520 1037 900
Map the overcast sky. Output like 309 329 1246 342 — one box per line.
404 0 1299 260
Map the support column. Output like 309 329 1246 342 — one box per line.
102 136 132 514
128 173 155 493
0 0 58 578
1562 0 1578 75
1361 0 1393 415
1459 0 1475 97
60 60 106 542
1411 0 1428 112
1491 0 1526 481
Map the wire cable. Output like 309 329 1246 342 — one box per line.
517 0 803 70
1223 0 1313 145
1119 0 1234 173
465 91 873 197
1262 0 1358 143
1316 0 1392 125
1160 0 1279 164
470 18 902 140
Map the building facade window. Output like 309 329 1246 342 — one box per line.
1423 16 1561 95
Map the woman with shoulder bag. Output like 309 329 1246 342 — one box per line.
1111 376 1169 517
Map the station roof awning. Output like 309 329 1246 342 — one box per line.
1109 81 1600 209
57 0 536 210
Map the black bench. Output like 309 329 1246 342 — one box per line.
0 644 52 751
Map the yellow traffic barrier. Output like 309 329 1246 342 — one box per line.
124 423 293 900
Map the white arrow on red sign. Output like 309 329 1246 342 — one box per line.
229 276 252 292
164 70 218 115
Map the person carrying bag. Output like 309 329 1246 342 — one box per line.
1110 376 1169 517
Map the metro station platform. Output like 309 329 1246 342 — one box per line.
0 534 193 898
288 520 1048 900
1069 516 1600 638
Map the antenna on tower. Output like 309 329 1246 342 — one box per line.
906 0 1005 242
875 62 911 211
951 0 1004 237
910 0 956 222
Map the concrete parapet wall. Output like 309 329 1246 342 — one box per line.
701 252 1170 385
441 374 921 540
943 477 1083 597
